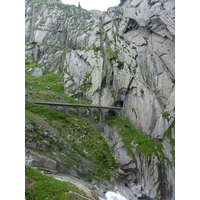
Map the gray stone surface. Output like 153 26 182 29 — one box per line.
27 67 43 77
25 0 175 139
43 158 57 170
103 125 175 200
25 1 175 198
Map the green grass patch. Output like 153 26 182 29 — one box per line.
162 121 175 147
25 62 92 105
86 174 96 182
25 165 89 200
140 88 144 95
25 100 69 122
132 45 136 50
94 109 100 123
27 147 44 155
80 82 91 92
25 61 42 69
25 68 61 93
106 116 163 163
162 112 170 121
117 60 124 70
106 45 117 64
59 154 83 167
25 101 118 181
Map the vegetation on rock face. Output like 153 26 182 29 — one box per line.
162 121 175 158
25 100 118 181
25 165 89 200
162 111 170 121
106 116 175 166
106 116 163 163
106 45 117 65
80 73 92 93
117 60 124 70
25 62 92 104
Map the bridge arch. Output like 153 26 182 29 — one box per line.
107 109 119 117
81 107 90 117
93 108 102 123
64 106 79 116
32 101 122 124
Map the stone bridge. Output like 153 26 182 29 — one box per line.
32 101 122 123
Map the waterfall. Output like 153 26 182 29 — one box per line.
99 191 128 200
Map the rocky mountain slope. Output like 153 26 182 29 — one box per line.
25 0 175 199
25 100 175 199
25 0 175 139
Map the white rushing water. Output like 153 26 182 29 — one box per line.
99 191 128 200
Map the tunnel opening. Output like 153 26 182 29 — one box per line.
107 110 117 117
114 100 124 108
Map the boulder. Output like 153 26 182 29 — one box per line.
27 67 42 77
25 177 35 189
67 135 74 142
43 158 57 170
117 168 125 176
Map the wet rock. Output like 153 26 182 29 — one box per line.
134 190 147 199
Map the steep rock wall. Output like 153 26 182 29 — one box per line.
25 0 175 139
102 124 175 200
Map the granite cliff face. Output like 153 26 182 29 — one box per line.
25 0 174 139
102 122 175 200
25 0 175 199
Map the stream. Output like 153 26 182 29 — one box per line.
100 191 128 200
25 154 132 199
53 173 129 200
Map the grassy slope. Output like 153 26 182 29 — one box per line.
106 116 174 164
25 100 118 181
25 165 90 200
25 62 92 104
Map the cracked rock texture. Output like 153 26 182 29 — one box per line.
25 0 175 199
25 0 175 139
103 124 175 200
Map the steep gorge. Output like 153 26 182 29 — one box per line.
25 0 175 139
25 0 175 199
